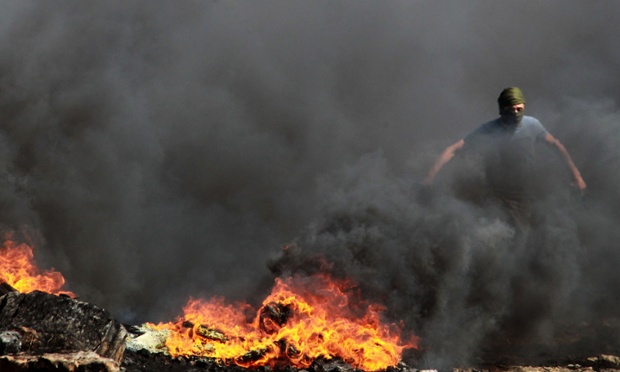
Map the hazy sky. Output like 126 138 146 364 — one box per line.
1 1 619 367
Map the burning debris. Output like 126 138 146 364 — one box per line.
4 236 620 372
148 274 415 371
195 324 231 343
3 236 413 372
259 301 294 334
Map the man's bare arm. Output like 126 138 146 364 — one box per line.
543 133 587 191
423 139 465 185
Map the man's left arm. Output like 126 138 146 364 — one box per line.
543 132 587 191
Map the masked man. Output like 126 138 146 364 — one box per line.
423 87 586 228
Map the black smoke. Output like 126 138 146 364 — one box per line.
1 1 620 368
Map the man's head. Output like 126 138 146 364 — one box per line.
498 87 525 125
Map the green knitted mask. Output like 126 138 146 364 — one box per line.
500 107 524 125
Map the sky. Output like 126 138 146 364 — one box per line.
1 1 620 368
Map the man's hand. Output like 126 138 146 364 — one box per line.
421 175 434 186
573 175 587 193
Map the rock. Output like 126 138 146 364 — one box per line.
125 324 171 354
0 290 126 363
0 331 22 355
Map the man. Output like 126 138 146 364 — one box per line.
423 87 586 227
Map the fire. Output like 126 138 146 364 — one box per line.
0 239 74 297
151 274 417 371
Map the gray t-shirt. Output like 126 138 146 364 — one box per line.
462 116 548 198
465 116 547 144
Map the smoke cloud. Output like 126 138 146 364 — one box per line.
1 0 620 368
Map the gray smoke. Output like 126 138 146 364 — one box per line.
1 0 620 368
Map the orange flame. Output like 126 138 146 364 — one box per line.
151 274 417 371
0 239 74 297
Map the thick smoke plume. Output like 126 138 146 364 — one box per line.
1 1 620 368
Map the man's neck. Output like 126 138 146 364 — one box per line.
499 117 522 129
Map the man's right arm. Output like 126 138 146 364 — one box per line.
423 139 465 185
